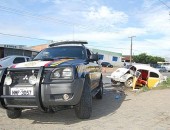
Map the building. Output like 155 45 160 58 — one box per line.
91 48 122 64
31 44 48 51
0 44 38 58
122 55 132 62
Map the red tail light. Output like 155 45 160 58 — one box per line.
11 64 16 68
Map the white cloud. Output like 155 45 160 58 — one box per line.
85 6 128 27
121 27 147 37
45 27 145 41
140 10 170 35
143 0 157 8
139 1 170 36
0 0 169 59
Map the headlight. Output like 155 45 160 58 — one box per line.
29 75 37 85
4 76 12 86
53 71 60 78
52 67 73 79
62 68 72 78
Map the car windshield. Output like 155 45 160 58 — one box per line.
33 46 86 61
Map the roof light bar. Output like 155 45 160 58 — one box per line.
49 40 88 47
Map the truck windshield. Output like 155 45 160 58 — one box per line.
33 46 86 61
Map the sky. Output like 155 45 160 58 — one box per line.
0 0 170 59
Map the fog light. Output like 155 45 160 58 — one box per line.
4 76 12 85
53 71 60 78
63 94 69 100
29 75 37 85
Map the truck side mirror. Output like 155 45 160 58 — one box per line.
89 54 99 61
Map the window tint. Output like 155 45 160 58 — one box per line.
34 46 86 60
13 57 25 64
150 72 159 78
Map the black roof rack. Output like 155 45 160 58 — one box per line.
49 41 88 47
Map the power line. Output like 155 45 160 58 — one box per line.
0 32 51 41
0 5 120 33
0 5 74 26
158 0 170 9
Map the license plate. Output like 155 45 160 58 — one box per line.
11 87 34 95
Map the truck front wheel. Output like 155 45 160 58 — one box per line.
74 78 92 119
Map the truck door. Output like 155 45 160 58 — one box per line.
86 49 101 89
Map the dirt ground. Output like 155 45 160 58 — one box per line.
0 84 170 130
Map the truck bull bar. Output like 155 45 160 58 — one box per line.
0 66 46 111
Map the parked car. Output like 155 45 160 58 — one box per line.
0 55 30 68
0 41 103 119
155 66 167 72
107 64 166 89
124 64 132 69
101 62 113 68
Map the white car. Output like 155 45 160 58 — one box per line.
0 55 30 68
107 64 166 88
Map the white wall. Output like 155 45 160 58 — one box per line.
99 53 122 66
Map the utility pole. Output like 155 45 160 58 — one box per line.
128 36 136 65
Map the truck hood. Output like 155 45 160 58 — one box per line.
12 59 77 68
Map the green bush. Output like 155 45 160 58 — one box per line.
154 78 170 90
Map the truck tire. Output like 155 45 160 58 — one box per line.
95 79 103 99
6 109 22 119
124 77 133 88
75 78 92 119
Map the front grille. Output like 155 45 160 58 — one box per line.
6 68 52 86
2 67 53 108
11 70 38 84
3 67 53 96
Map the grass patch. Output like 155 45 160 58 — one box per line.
138 78 170 92
140 86 150 92
153 78 170 90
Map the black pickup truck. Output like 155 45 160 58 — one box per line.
0 41 103 119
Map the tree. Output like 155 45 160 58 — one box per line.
133 53 165 64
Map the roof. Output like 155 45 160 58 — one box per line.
31 44 48 51
0 44 38 52
133 64 160 74
91 48 122 57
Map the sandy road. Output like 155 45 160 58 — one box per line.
0 72 170 130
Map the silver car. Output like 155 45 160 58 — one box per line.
0 55 30 68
